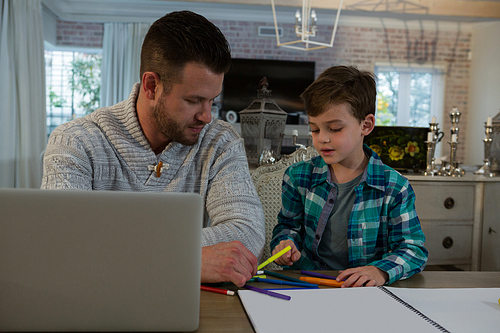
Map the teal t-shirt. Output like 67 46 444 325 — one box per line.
317 172 363 270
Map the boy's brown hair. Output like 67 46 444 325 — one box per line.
300 65 377 122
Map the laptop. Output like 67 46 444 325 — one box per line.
0 188 203 332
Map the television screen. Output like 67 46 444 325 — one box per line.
221 58 315 119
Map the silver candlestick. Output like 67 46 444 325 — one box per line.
424 139 437 176
429 122 445 144
440 107 464 176
450 107 461 141
474 124 495 177
448 139 466 177
425 122 444 176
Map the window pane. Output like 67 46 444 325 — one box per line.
410 72 432 127
45 50 101 137
376 71 399 126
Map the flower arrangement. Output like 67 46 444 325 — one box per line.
365 126 427 172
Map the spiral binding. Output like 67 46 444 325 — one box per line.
378 286 450 333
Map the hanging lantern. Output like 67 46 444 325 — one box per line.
239 77 288 166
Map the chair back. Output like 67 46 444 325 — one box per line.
252 146 318 270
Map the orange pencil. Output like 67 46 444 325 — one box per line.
299 276 344 287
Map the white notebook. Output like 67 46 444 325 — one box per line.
238 286 500 333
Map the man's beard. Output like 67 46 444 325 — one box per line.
151 99 205 146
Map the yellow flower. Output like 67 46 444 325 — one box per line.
405 141 420 157
370 144 382 156
388 146 405 161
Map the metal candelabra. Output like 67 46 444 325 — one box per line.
424 122 444 176
448 140 466 177
474 123 495 177
438 107 465 177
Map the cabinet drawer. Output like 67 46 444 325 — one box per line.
422 224 472 264
412 184 474 221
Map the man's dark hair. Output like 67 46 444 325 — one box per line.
140 10 231 87
300 65 377 122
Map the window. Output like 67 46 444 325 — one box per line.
375 63 445 127
45 50 102 136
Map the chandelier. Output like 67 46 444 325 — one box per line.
271 0 343 51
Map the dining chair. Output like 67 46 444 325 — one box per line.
252 146 318 270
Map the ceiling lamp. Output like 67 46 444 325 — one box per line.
271 0 343 51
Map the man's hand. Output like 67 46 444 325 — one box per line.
336 266 388 287
201 241 258 287
271 239 301 266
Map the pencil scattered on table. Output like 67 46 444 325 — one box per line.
200 285 235 296
300 270 338 280
263 270 306 283
299 276 344 287
243 284 291 301
255 277 318 288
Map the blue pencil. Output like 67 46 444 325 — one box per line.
256 277 318 288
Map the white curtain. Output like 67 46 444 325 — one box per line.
101 22 150 107
0 0 46 188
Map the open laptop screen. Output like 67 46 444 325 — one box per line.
0 188 202 331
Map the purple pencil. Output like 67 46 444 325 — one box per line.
300 270 338 280
243 284 291 301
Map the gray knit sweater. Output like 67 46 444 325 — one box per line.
41 83 265 257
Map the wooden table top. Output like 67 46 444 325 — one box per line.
196 270 500 333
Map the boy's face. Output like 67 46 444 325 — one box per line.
308 103 374 169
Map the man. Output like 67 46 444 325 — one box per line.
41 11 265 287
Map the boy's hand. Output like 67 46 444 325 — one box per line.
272 240 301 266
336 266 388 287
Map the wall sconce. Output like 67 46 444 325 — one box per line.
271 0 343 51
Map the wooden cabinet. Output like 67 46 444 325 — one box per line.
481 182 500 271
407 174 500 271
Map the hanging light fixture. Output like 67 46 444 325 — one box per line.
271 0 343 51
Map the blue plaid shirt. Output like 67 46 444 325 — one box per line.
271 145 428 284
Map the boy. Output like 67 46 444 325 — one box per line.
270 65 428 287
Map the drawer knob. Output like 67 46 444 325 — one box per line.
442 236 454 249
444 197 455 209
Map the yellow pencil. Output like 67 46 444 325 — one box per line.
258 246 291 270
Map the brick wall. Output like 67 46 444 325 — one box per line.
56 21 103 48
55 19 471 160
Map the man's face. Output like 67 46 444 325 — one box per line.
152 62 224 146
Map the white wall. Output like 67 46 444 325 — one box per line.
42 5 58 46
466 21 500 166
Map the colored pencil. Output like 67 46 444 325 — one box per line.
258 246 291 270
300 270 338 280
243 284 291 301
263 270 307 283
256 277 318 288
200 285 235 296
299 276 344 288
